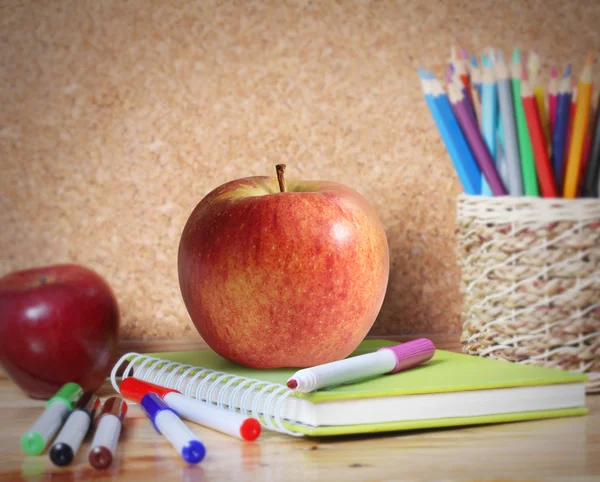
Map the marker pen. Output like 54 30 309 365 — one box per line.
287 338 436 392
120 378 261 441
88 397 127 470
50 393 100 466
21 382 83 455
140 393 205 464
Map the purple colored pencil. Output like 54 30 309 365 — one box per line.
448 80 507 195
447 72 478 123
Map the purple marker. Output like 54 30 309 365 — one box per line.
287 339 435 392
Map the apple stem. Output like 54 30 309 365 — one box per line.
276 164 287 193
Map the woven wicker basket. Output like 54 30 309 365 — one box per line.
456 194 600 393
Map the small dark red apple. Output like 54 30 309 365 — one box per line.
0 264 119 399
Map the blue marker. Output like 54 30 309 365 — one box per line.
140 393 205 464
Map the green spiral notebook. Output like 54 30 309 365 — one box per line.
115 339 588 436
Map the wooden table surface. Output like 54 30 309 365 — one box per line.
0 379 598 482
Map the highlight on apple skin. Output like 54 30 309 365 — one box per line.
0 264 120 399
178 165 390 369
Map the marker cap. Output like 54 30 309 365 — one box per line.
21 432 45 455
140 393 179 433
377 338 436 374
97 397 128 424
45 382 84 409
120 377 181 403
182 440 206 464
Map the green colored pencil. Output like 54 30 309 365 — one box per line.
511 48 539 196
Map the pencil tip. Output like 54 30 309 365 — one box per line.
496 49 504 63
418 67 425 78
586 53 593 66
512 47 520 63
565 64 572 77
470 54 478 67
481 54 488 67
528 51 539 73
460 48 468 59
551 67 557 78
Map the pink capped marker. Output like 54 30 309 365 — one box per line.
286 339 435 393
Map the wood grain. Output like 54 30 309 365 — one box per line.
0 380 597 481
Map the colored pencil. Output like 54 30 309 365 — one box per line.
582 90 600 197
479 55 492 197
496 135 508 185
563 56 594 198
551 74 572 189
548 67 558 140
470 55 482 102
480 55 498 195
526 49 540 80
494 49 523 195
460 47 474 106
452 46 474 109
567 84 577 149
419 70 481 195
448 78 507 196
512 48 539 196
450 52 478 123
521 77 558 197
528 51 550 147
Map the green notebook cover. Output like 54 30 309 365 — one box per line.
144 339 587 436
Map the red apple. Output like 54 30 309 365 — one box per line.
178 165 389 368
0 264 119 399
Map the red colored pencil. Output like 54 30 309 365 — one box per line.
460 48 473 105
452 46 474 108
521 77 558 197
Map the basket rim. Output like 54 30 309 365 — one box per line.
456 193 600 223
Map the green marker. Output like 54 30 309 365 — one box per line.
21 382 83 455
511 47 539 196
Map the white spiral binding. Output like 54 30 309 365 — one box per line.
110 352 303 436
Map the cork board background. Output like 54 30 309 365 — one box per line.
1 0 599 341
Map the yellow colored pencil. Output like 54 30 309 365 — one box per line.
563 56 594 198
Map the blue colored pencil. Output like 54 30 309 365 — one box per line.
480 55 498 196
496 135 509 184
470 55 482 102
419 69 481 195
551 73 572 189
494 49 523 195
487 47 506 152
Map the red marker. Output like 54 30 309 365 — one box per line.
120 378 261 441
88 397 127 470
